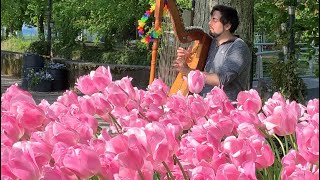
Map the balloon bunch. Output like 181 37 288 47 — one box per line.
137 1 168 44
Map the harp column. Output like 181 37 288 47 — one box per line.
149 0 165 85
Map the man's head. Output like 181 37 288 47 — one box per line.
208 5 239 38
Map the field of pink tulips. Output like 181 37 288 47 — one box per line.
1 66 319 180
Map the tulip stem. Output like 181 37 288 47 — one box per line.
289 134 297 150
284 135 289 154
263 168 268 178
267 136 282 168
138 170 145 180
272 134 286 158
173 154 189 180
162 161 174 180
109 112 122 134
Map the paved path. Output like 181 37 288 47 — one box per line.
1 75 63 104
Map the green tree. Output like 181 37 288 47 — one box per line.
1 0 28 38
254 0 319 45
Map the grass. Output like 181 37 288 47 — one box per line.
1 36 150 66
1 37 37 53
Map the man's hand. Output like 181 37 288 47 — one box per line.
176 46 192 61
173 58 191 76
172 46 192 76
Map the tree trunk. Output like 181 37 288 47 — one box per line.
193 0 254 88
193 0 217 33
38 13 45 41
193 0 253 49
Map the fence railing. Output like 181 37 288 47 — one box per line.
254 43 319 80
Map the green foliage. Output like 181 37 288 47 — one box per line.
254 0 319 44
78 42 150 66
269 57 307 103
295 0 319 45
26 40 50 55
176 0 192 9
1 37 35 52
26 68 53 89
52 41 80 59
315 68 319 77
1 0 28 34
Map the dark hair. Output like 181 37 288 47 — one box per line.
210 5 239 33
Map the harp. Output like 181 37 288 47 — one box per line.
150 0 212 96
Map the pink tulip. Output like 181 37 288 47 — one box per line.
205 86 235 115
249 135 274 169
92 66 113 91
76 74 98 95
37 99 56 123
77 95 96 115
62 145 101 179
165 111 193 130
306 99 319 117
10 101 48 132
195 144 213 163
222 136 257 168
211 151 228 172
190 166 215 179
56 90 79 107
116 131 147 171
1 112 25 143
145 122 170 161
125 128 148 157
117 148 144 171
45 121 80 146
207 115 234 142
237 122 265 139
215 163 255 180
296 121 319 163
230 109 262 127
1 145 18 179
98 152 119 180
166 93 188 111
8 142 41 180
187 94 209 121
148 78 170 96
237 89 262 113
281 166 315 180
262 92 286 116
2 65 319 180
115 76 136 99
144 104 164 121
30 131 53 154
104 82 129 107
91 93 112 116
48 102 69 118
1 84 35 111
206 120 228 149
58 114 95 143
187 70 205 94
116 164 154 180
262 100 301 136
281 150 308 168
40 164 78 180
146 79 169 106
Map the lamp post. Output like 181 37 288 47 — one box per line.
47 0 52 58
288 0 299 57
288 5 295 56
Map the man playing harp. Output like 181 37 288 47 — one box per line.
173 5 252 101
